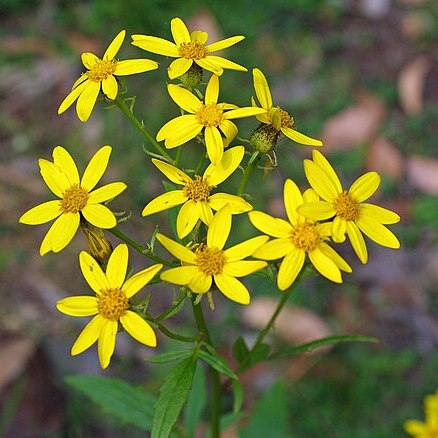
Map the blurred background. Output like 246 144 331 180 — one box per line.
1 0 438 436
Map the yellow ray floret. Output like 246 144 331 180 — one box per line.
19 145 126 255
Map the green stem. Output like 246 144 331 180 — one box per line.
155 322 198 343
109 227 173 267
237 156 256 196
114 95 174 163
191 299 221 438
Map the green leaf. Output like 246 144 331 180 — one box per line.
232 336 249 365
240 381 289 438
146 349 194 364
184 364 207 437
269 334 379 360
198 350 238 380
231 379 244 414
206 412 243 438
248 343 270 366
151 355 197 438
65 375 155 431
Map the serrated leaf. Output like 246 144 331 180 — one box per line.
232 336 249 364
184 364 207 437
146 349 194 364
151 355 197 438
269 334 379 360
66 375 155 431
199 350 238 380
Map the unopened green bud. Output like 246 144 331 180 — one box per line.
81 223 113 270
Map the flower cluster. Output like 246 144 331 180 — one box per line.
19 17 400 368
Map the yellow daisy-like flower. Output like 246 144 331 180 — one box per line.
131 17 247 79
249 179 351 291
251 68 322 150
58 30 158 122
405 390 438 437
142 146 252 238
156 74 266 165
156 205 268 305
56 244 162 369
298 150 400 264
19 145 126 255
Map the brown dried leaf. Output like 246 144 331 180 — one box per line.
398 56 431 115
321 91 386 151
366 136 404 180
407 155 438 194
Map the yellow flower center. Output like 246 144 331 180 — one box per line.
97 288 129 320
195 245 225 276
427 427 438 438
183 176 212 202
195 103 224 127
86 59 118 82
278 107 295 129
60 184 89 213
178 41 209 60
290 221 321 252
333 192 360 221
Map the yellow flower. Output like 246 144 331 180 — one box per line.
156 74 266 165
131 17 247 79
250 68 323 150
56 244 162 369
156 205 268 305
19 146 126 255
405 390 438 437
249 179 351 291
142 146 252 238
298 150 400 264
58 30 158 122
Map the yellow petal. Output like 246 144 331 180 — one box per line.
88 182 127 204
39 159 71 197
203 56 247 72
195 58 223 76
168 57 193 79
252 68 272 109
319 242 352 273
76 80 101 122
198 201 214 225
277 248 305 291
207 204 231 250
223 260 267 277
52 146 80 184
331 216 347 243
281 127 323 146
205 74 219 105
188 272 212 294
225 106 266 120
403 420 427 435
206 35 245 52
49 212 80 253
224 235 269 262
56 296 98 317
191 30 208 44
283 178 304 226
152 159 192 185
58 80 89 115
156 115 198 142
298 201 336 222
103 30 125 60
160 265 200 285
79 250 110 294
156 233 196 264
19 200 61 225
204 145 244 186
177 200 201 238
123 264 163 298
311 150 342 193
303 159 339 202
82 204 117 229
346 221 368 264
308 247 342 283
168 84 202 113
102 75 118 100
171 17 191 44
356 216 400 249
106 244 128 289
98 319 118 369
71 315 104 355
248 210 292 238
360 203 400 224
205 126 224 165
214 274 250 304
208 193 252 214
349 172 380 202
161 118 203 148
81 145 112 191
251 238 292 261
142 191 187 217
81 52 99 69
131 35 179 56
114 59 159 75
120 311 157 347
218 119 238 146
